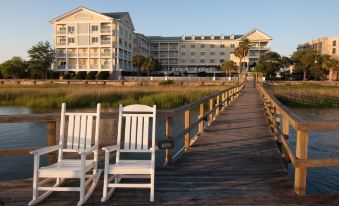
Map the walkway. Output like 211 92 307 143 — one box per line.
1 83 338 205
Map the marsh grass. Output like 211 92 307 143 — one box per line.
267 83 339 107
0 84 227 109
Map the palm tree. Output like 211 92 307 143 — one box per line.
221 60 237 77
132 55 145 76
234 38 251 74
322 55 339 81
142 57 158 76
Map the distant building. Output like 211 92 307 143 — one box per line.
297 35 339 60
50 7 272 79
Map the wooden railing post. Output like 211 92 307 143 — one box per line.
209 98 213 125
294 129 309 196
184 110 190 151
227 90 230 105
282 116 290 163
221 92 225 112
165 116 173 165
216 95 220 116
199 103 204 133
47 121 57 165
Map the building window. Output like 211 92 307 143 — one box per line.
210 45 215 49
200 59 205 63
68 38 75 44
334 40 337 46
220 52 225 56
220 44 225 48
200 52 205 56
191 52 195 56
220 59 224 63
91 25 98 32
91 37 98 43
210 52 215 56
210 59 215 63
230 44 235 48
190 59 195 63
333 48 336 54
200 44 205 48
119 38 122 44
181 45 185 49
68 26 75 34
191 44 195 49
181 52 186 56
181 59 185 63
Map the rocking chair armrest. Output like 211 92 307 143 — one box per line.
79 145 98 155
102 145 118 153
30 144 62 156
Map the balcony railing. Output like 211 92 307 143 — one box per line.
101 64 110 69
101 52 111 56
101 28 111 33
57 65 66 69
78 64 88 69
90 53 99 57
57 53 66 57
56 30 66 35
67 52 77 57
68 64 77 69
101 40 111 45
57 42 66 46
79 53 88 57
90 64 100 69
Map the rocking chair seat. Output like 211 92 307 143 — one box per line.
39 160 94 178
108 160 152 174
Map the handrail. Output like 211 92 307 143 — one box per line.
256 83 339 196
0 82 245 167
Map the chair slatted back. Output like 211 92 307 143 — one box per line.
58 103 101 156
116 104 156 158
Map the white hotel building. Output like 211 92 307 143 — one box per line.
50 7 272 79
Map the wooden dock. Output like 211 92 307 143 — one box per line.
1 83 339 205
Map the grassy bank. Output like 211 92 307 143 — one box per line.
0 84 228 109
266 83 339 107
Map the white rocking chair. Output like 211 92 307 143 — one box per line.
101 104 156 202
29 103 102 206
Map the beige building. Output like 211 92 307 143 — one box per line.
297 35 338 60
148 29 272 74
50 7 272 78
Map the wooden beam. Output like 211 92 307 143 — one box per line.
47 121 57 165
184 110 190 151
165 116 173 165
199 104 204 133
296 158 339 168
294 129 308 196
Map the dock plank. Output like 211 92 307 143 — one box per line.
1 83 338 205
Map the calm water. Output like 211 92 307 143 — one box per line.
0 106 200 181
287 108 339 195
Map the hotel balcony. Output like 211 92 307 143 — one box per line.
101 52 111 57
57 65 66 69
68 52 77 57
56 30 66 35
78 64 88 69
57 53 66 58
90 52 99 57
57 41 67 46
68 64 77 69
101 64 110 69
79 52 88 57
90 64 100 69
101 40 111 45
101 27 111 33
250 46 270 50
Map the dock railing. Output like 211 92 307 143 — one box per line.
257 83 339 196
0 83 245 167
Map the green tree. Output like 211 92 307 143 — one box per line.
142 57 159 76
76 71 87 80
234 38 251 74
132 55 145 76
291 48 319 81
97 71 110 80
281 56 293 68
255 51 282 77
322 55 339 81
27 41 54 79
221 60 237 77
0 56 28 79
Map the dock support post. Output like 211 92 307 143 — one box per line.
184 110 190 151
294 129 308 196
47 121 57 165
165 116 173 165
199 104 204 134
282 116 290 163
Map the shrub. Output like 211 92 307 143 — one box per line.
97 71 110 80
159 80 174 86
62 73 71 79
76 71 87 80
86 71 97 80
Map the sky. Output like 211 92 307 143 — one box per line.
0 0 339 63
